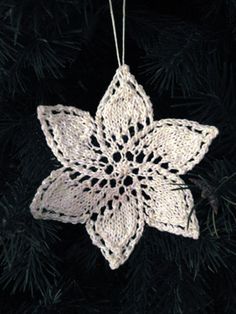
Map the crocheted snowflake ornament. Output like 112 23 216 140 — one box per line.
30 64 218 269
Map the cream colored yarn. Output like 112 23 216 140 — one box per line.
30 64 218 269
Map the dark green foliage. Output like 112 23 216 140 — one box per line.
0 0 236 313
0 179 60 296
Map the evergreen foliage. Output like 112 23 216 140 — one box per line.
0 0 235 313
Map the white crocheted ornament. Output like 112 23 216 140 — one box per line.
30 64 218 269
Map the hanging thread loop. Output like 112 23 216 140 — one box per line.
108 0 126 67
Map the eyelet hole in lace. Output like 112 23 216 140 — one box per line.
90 135 100 148
119 186 125 195
110 179 116 187
123 176 133 186
126 151 134 161
99 179 107 188
105 165 114 174
100 156 109 164
136 151 145 163
113 152 122 162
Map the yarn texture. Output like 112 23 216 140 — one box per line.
30 64 218 269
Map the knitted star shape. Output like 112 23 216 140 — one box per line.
30 64 218 269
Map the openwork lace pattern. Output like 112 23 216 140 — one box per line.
30 65 218 269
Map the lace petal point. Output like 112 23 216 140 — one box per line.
37 104 45 115
141 169 199 240
86 196 144 269
30 167 106 224
36 104 99 168
132 119 219 175
210 126 219 137
95 66 154 150
147 219 200 240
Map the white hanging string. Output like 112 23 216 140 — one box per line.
122 0 126 65
108 0 126 67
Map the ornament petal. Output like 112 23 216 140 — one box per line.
130 119 218 175
139 165 199 239
86 193 144 269
95 65 153 150
37 104 104 167
30 166 110 224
